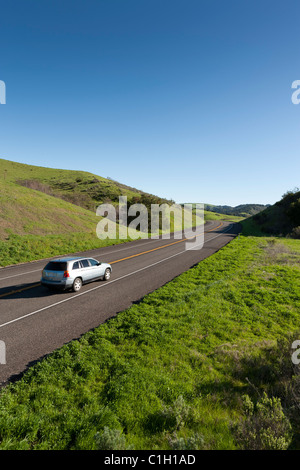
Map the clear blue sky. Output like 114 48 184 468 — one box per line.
0 0 300 206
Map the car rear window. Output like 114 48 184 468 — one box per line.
44 262 67 271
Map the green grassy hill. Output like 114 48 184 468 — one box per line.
0 158 203 266
0 158 174 266
242 188 300 238
0 157 173 216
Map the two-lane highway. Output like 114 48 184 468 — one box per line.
0 220 240 385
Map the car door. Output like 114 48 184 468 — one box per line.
79 258 93 282
87 258 104 280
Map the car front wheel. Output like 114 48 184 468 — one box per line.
103 268 111 281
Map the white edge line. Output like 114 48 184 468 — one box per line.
0 225 234 330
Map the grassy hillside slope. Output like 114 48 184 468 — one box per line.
242 188 300 238
0 158 203 267
0 164 123 266
0 158 172 211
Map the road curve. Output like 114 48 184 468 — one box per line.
0 220 240 386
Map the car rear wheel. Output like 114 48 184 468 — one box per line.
72 277 82 292
103 268 111 281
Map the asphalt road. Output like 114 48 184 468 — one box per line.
0 220 240 386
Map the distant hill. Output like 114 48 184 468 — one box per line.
245 188 300 238
204 203 269 218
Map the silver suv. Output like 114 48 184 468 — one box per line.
41 257 112 292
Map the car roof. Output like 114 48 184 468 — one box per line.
50 257 94 262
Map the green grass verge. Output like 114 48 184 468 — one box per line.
0 231 299 449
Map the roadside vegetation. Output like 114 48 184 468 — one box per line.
248 188 300 238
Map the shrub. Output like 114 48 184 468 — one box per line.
290 226 300 239
144 396 191 434
161 396 191 431
94 427 132 450
167 432 205 450
235 393 292 450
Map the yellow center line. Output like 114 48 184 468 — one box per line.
0 283 42 299
0 222 224 299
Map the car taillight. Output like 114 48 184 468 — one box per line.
64 271 70 278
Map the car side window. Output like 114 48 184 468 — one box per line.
88 259 99 266
73 261 80 270
80 259 90 268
